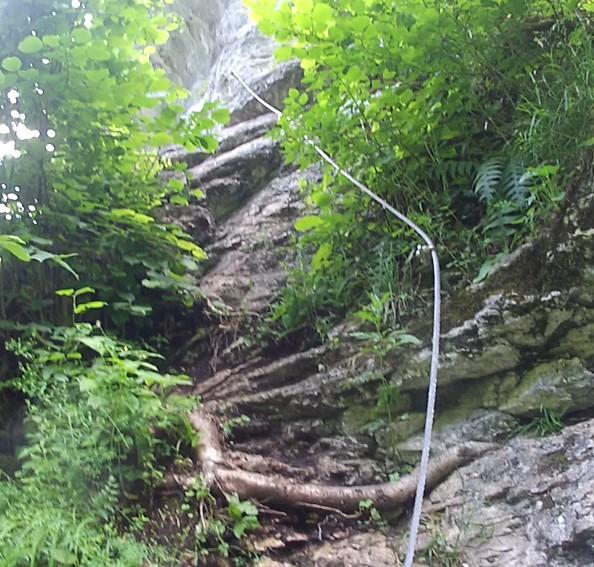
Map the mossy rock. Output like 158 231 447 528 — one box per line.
502 358 594 416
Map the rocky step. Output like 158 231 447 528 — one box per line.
259 419 594 566
189 135 283 220
161 112 278 168
196 167 318 314
197 344 336 401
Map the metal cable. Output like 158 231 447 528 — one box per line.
229 70 441 566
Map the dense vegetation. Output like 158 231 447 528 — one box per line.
249 0 594 338
0 0 227 563
1 0 593 564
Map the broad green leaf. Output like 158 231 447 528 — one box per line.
311 242 332 272
43 35 60 48
211 108 230 124
170 195 189 206
87 44 111 61
1 56 22 72
0 238 31 262
19 68 39 80
154 30 170 45
295 215 324 232
312 3 335 31
111 208 154 224
74 301 107 315
153 132 173 146
79 336 112 355
79 377 97 392
29 249 79 279
72 28 92 44
168 178 185 191
175 238 207 259
18 36 44 54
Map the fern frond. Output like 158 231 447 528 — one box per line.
501 159 531 206
473 157 505 202
428 160 478 182
483 200 523 241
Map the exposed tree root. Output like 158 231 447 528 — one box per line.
189 410 498 513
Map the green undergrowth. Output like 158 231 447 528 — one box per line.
515 407 566 437
0 0 238 564
248 0 594 340
0 323 196 565
0 0 229 337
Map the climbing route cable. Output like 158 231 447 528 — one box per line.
230 70 441 567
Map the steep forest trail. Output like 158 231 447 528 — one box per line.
159 2 594 564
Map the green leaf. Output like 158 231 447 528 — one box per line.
1 56 22 72
79 336 112 355
87 44 111 61
19 68 39 80
74 287 96 297
295 215 324 232
170 195 189 206
175 238 207 259
56 288 75 297
153 132 173 146
167 178 185 192
111 209 154 224
72 28 92 44
0 237 31 262
43 35 60 48
50 548 77 565
154 30 170 45
18 36 44 54
311 242 332 272
74 301 107 315
312 3 335 31
79 377 96 392
29 249 79 279
211 108 230 124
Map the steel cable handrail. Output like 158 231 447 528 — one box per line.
230 70 441 567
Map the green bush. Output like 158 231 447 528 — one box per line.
0 0 227 330
248 0 594 336
0 324 196 565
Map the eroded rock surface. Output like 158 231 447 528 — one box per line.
417 418 594 566
256 419 594 566
162 1 594 565
199 166 318 313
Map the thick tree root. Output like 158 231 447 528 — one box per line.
189 410 498 513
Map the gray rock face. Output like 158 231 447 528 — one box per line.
173 0 301 123
161 0 301 124
189 135 283 220
268 419 594 566
418 418 594 566
157 0 230 89
199 166 318 313
159 203 215 244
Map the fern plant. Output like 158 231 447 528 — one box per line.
473 156 534 246
473 156 532 207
